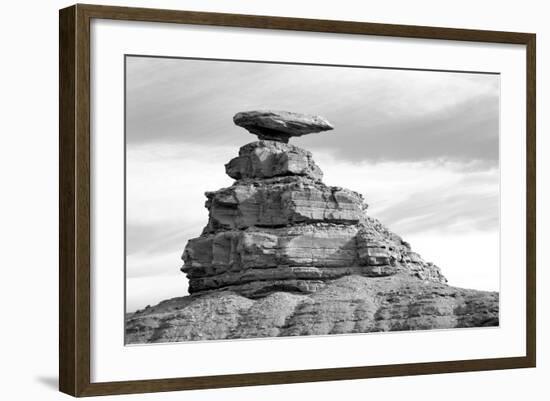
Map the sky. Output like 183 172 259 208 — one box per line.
125 56 500 313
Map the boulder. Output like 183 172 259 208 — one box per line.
225 141 323 180
233 110 334 142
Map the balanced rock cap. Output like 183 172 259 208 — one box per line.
233 110 334 143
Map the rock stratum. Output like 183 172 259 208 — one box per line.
126 110 499 344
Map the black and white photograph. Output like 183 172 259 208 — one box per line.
1 0 543 399
124 55 500 344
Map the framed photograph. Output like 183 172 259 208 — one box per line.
59 4 536 397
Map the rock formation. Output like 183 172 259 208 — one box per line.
233 110 334 142
125 110 499 344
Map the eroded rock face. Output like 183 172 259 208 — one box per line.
204 177 365 231
125 274 499 344
181 129 447 296
233 110 334 142
184 224 360 272
225 141 323 180
183 218 446 295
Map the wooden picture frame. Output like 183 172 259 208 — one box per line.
59 3 536 397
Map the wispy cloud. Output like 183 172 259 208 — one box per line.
299 93 498 165
314 152 499 236
126 56 499 168
126 222 199 257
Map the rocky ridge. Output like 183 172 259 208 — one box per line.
126 275 498 343
126 110 499 344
